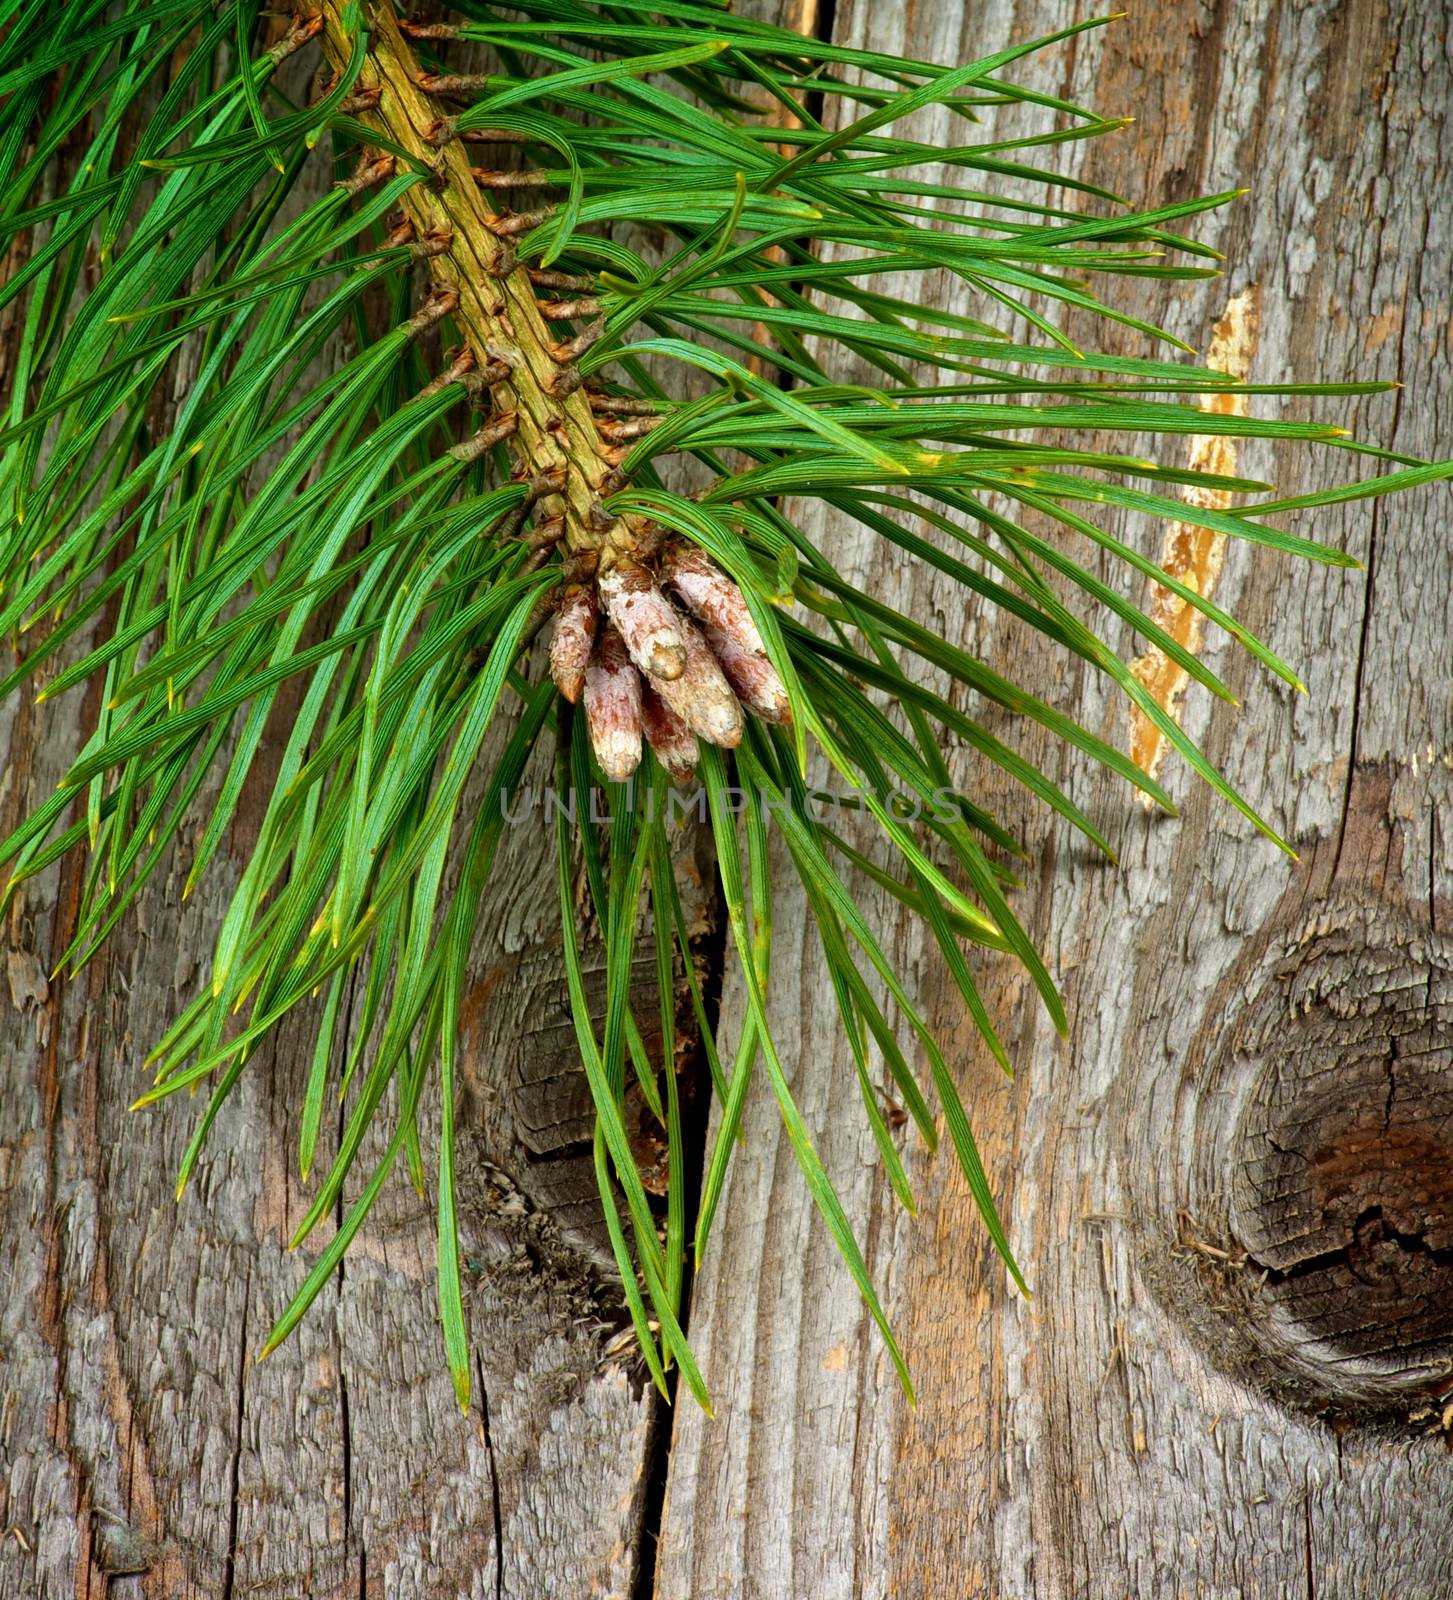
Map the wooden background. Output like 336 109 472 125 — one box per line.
3 0 1451 1595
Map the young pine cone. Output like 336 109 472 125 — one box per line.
549 582 597 704
550 544 788 783
582 621 641 782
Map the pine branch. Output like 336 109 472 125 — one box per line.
1 0 1448 1416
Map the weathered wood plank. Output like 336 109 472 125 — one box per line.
656 2 1453 1595
5 4 1450 1596
0 135 656 1600
0 652 663 1600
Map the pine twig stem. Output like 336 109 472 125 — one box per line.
313 0 639 564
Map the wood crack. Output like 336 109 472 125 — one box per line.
1332 279 1410 878
476 1351 504 1600
220 1264 251 1600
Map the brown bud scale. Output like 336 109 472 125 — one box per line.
595 416 663 443
340 154 396 197
528 270 598 292
398 19 462 40
269 14 323 62
338 87 382 115
549 317 605 363
586 392 662 417
414 347 475 402
403 286 459 339
535 296 602 320
471 168 556 190
416 71 492 98
447 410 518 463
486 206 555 238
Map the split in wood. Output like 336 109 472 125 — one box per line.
552 544 789 782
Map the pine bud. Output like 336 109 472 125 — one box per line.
650 615 744 749
661 543 765 657
584 623 642 781
549 583 597 704
598 560 688 682
640 683 699 782
706 624 791 725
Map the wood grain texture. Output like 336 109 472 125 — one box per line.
0 83 659 1600
0 644 664 1600
655 2 1453 1597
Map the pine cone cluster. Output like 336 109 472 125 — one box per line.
549 543 790 783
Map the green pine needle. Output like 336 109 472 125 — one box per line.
1 0 1447 1406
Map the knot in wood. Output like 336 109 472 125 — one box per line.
1221 899 1453 1410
